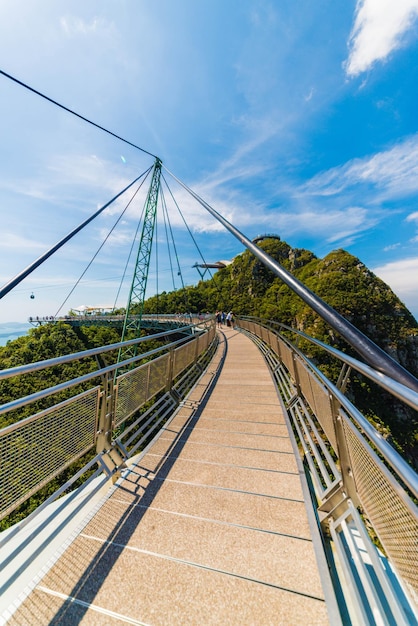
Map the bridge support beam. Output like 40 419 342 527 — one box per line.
118 158 162 368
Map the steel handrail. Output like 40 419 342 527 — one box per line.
166 168 418 392
239 317 418 500
0 320 208 381
0 332 201 419
242 317 418 411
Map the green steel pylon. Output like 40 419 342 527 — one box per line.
118 157 162 365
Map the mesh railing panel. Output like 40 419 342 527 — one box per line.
173 341 196 379
208 325 216 343
274 333 282 359
277 339 296 380
114 331 215 426
342 415 418 596
245 322 258 335
242 322 280 359
239 319 249 331
243 320 259 337
197 332 209 356
115 363 149 426
148 353 170 397
267 329 278 355
260 325 269 343
243 320 255 334
0 388 99 520
295 359 337 451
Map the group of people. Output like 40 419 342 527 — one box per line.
215 310 235 328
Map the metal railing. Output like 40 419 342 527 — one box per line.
238 317 418 625
0 318 217 530
0 318 218 615
1 312 417 623
28 313 205 328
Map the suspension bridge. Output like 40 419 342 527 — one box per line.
0 71 418 625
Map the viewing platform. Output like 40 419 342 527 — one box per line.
2 326 333 625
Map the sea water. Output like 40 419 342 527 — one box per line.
0 322 31 346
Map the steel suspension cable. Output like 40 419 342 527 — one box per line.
163 165 418 393
159 183 191 312
0 69 158 159
55 167 153 317
112 198 148 313
160 186 179 291
162 184 188 292
160 172 231 313
161 174 211 274
163 174 232 312
155 203 159 314
0 169 151 301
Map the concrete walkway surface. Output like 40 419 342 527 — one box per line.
3 327 331 625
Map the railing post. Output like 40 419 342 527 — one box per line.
194 335 200 364
96 370 125 479
290 352 302 399
331 402 360 508
166 347 175 392
328 366 359 509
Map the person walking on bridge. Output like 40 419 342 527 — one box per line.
216 311 222 328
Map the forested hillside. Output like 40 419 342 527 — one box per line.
1 237 417 467
143 237 418 465
0 324 122 430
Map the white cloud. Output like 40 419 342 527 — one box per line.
372 257 418 317
346 0 418 76
406 211 418 223
274 205 377 245
60 16 108 37
47 154 130 194
28 154 156 222
0 152 147 211
304 88 314 102
383 243 401 251
159 183 255 234
96 227 134 248
1 233 46 251
405 211 418 242
303 134 418 198
173 175 378 245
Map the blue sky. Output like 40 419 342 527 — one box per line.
1 0 418 323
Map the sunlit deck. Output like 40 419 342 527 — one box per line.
3 327 332 625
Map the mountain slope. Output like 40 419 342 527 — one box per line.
144 237 418 464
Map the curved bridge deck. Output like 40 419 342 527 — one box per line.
7 327 331 625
